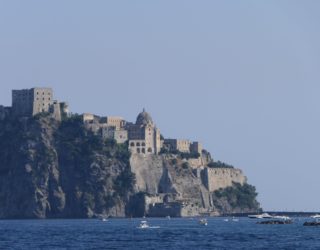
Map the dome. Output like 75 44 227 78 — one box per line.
136 109 153 125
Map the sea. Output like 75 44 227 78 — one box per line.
0 217 319 250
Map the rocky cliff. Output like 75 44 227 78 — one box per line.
0 115 260 218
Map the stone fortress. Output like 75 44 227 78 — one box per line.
0 87 248 216
0 87 69 121
82 108 203 157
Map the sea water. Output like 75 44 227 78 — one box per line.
0 217 319 249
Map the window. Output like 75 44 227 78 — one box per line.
137 148 140 153
148 148 152 153
142 148 145 154
136 142 140 146
142 142 146 146
130 142 134 147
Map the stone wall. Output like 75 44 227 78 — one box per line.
203 168 247 192
106 116 125 130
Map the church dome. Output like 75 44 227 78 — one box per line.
136 109 153 125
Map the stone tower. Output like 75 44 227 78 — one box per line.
12 87 53 116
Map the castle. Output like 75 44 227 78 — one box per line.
82 108 201 156
0 87 202 156
0 87 248 200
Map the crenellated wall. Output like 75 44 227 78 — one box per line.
203 168 247 192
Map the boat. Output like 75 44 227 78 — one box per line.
138 221 150 229
137 220 160 229
223 218 229 222
101 218 108 222
232 217 239 222
272 215 291 220
248 213 272 219
166 215 171 220
310 214 320 219
257 215 292 225
199 218 208 226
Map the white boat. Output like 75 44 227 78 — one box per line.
137 220 160 229
199 218 208 226
223 218 229 222
138 220 149 229
101 218 108 222
232 217 239 222
166 215 171 220
261 213 273 219
311 214 320 219
272 215 291 220
248 213 272 219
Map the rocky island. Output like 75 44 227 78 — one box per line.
0 87 261 219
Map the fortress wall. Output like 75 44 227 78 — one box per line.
204 168 247 192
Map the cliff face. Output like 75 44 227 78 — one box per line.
130 154 260 217
0 115 260 218
0 115 134 218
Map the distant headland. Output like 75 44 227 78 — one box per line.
0 87 260 219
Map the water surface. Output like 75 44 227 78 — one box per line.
0 217 319 249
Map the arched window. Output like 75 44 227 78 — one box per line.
148 148 152 153
142 148 145 154
137 148 141 153
136 142 140 146
142 142 146 147
130 142 135 147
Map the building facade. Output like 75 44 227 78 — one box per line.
12 88 53 116
127 109 161 155
11 87 67 121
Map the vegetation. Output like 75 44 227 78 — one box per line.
207 161 234 168
213 182 260 210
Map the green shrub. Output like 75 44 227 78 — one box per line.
208 161 234 168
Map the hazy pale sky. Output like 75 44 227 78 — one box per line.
1 1 319 211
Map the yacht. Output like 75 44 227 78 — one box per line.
311 214 320 219
248 213 272 219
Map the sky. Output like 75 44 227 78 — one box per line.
0 0 320 211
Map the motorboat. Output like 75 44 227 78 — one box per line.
101 218 108 222
248 213 272 219
261 213 273 219
137 220 160 229
199 218 208 226
311 214 320 219
138 221 149 229
272 215 291 220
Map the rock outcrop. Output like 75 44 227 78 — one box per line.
0 114 260 218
